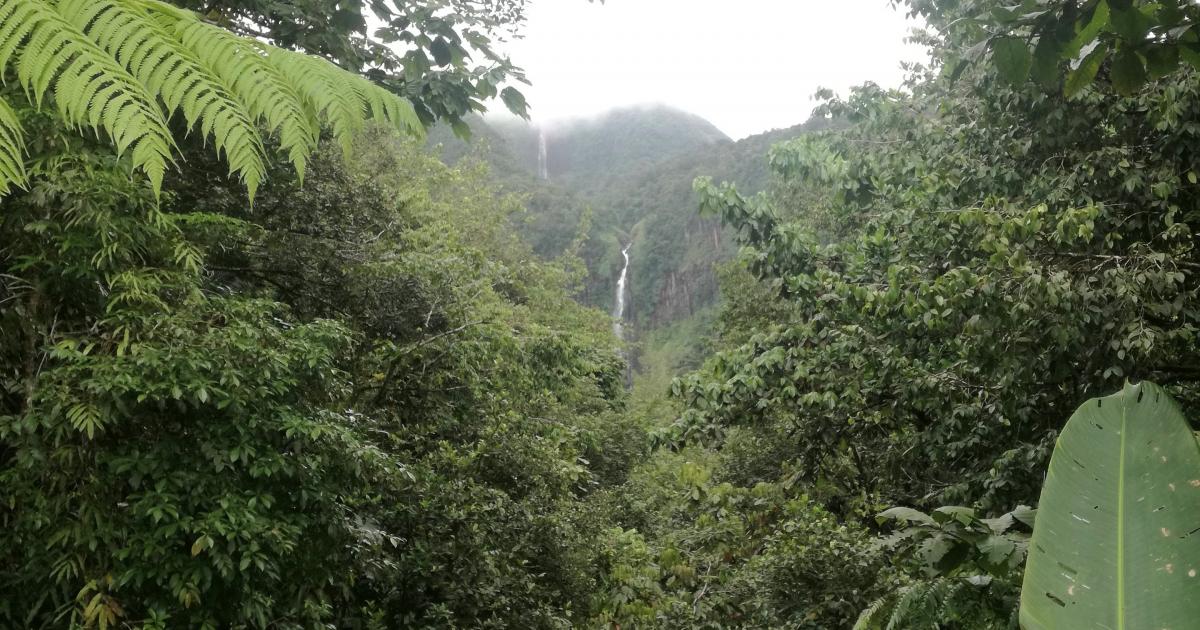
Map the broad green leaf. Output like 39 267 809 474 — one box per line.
992 36 1033 84
1066 0 1111 60
991 6 1018 23
1065 43 1108 97
920 537 969 573
983 512 1015 534
1011 505 1037 527
978 535 1017 572
931 505 976 525
1020 382 1200 630
1030 34 1064 86
1143 45 1180 79
1109 5 1154 43
1111 48 1147 95
430 37 452 66
500 87 529 119
1180 44 1200 70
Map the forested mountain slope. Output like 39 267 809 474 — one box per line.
613 117 837 330
536 105 731 194
426 107 832 345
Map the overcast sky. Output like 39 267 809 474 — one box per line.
500 1 928 139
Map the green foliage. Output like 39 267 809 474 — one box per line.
172 0 545 127
1021 382 1200 629
1 145 372 628
915 0 1200 96
853 505 1034 628
11 0 1200 626
673 64 1200 510
0 0 422 197
854 577 1018 630
633 0 1200 626
718 498 884 628
878 505 1034 579
583 437 888 628
1 93 635 626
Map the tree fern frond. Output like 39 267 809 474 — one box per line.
359 78 423 137
928 578 964 611
57 0 268 198
1 0 175 193
265 48 365 157
888 578 955 630
0 0 424 199
885 581 929 630
145 0 322 184
853 593 897 630
266 47 423 157
0 95 27 194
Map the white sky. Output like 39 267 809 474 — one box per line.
501 0 928 139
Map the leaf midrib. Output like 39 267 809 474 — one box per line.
1116 387 1128 629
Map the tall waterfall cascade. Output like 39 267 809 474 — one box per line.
537 129 549 180
613 243 632 340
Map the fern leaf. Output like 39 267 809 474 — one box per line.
266 47 423 157
56 0 268 198
144 0 422 177
0 95 27 194
887 581 933 630
144 0 322 183
853 593 897 630
1 0 175 194
0 0 425 200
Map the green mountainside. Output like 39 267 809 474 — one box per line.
426 106 829 371
611 118 836 331
536 105 731 194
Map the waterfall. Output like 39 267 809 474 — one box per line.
613 242 632 339
537 129 549 180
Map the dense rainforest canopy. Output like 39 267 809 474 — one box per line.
3 0 1200 628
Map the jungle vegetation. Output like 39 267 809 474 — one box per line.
3 0 1200 628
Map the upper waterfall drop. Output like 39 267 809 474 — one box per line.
613 242 632 340
537 129 549 180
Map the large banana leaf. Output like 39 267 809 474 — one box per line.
1021 382 1200 629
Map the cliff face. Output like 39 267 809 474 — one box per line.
633 215 727 329
612 119 834 330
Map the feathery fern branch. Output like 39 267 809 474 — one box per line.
2 0 175 192
0 0 423 199
0 96 25 194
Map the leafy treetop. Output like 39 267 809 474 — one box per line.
907 0 1200 96
173 0 537 129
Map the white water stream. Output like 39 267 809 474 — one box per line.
613 243 632 339
537 130 549 180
